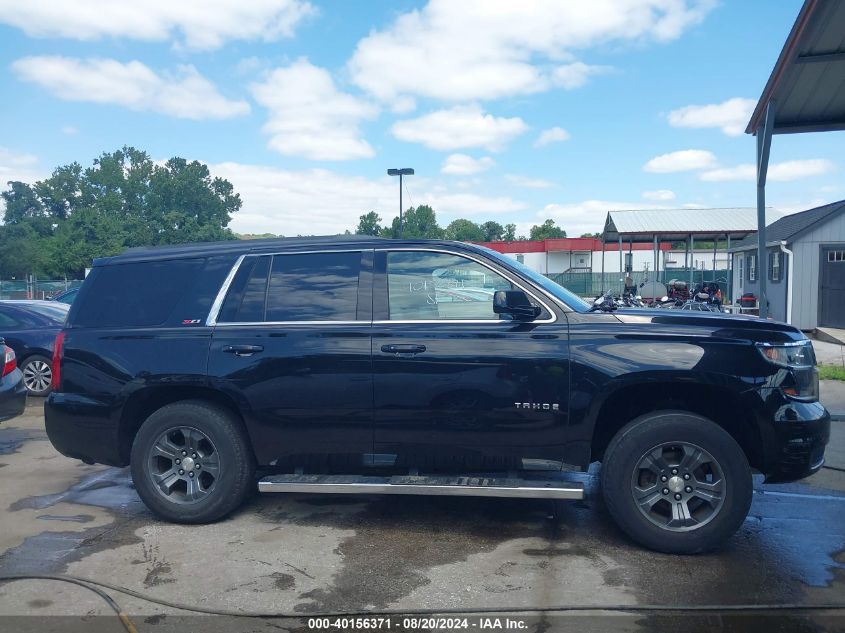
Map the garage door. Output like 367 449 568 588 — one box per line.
820 247 845 328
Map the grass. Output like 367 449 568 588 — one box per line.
818 364 845 381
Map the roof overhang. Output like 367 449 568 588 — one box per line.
747 0 845 135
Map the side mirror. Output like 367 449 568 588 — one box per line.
494 290 541 321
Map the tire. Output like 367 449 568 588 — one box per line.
130 400 255 523
601 411 752 554
21 354 53 396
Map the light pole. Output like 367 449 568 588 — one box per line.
387 168 414 238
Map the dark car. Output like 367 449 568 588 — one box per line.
0 300 69 396
0 337 27 422
49 287 80 305
44 237 829 554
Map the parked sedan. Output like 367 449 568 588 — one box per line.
0 301 69 396
0 337 26 422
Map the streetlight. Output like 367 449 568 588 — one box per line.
387 168 414 238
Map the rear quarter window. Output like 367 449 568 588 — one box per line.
72 258 206 327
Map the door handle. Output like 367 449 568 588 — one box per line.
222 344 264 356
381 344 426 355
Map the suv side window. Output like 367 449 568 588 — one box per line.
386 251 513 321
266 252 361 322
220 251 362 323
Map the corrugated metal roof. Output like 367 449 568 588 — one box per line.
747 0 845 135
730 199 845 250
602 207 781 242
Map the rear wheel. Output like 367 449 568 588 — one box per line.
21 354 52 396
130 401 255 523
601 411 752 554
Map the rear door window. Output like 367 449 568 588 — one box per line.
218 251 362 323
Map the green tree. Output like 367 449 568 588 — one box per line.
444 218 485 242
529 219 566 240
0 146 242 278
580 232 601 238
381 204 443 239
503 223 518 241
356 211 382 236
480 220 504 241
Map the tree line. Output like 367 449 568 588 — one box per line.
354 208 568 242
0 146 575 280
0 146 240 279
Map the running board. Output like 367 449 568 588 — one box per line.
257 474 583 500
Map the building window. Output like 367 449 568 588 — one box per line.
748 255 756 282
770 251 781 282
829 250 845 262
516 254 525 264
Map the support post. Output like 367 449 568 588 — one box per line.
601 239 606 293
727 234 732 305
689 234 695 288
756 100 775 319
618 236 623 291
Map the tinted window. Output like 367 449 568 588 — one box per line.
219 256 271 323
386 251 512 320
265 252 361 322
73 259 205 327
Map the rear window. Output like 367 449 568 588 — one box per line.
72 259 205 327
218 251 361 323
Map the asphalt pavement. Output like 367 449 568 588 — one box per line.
0 401 843 633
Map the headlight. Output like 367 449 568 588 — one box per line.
756 341 814 367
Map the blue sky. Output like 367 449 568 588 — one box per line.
0 0 841 237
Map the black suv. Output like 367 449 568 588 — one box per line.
45 236 830 553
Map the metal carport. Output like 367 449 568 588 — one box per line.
747 0 845 318
601 207 777 301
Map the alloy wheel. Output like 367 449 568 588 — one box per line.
630 441 726 532
147 426 221 504
23 360 52 394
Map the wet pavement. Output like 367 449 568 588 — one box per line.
0 401 844 632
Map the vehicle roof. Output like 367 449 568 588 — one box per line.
94 235 484 265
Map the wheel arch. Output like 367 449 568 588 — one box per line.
588 378 764 471
118 386 256 465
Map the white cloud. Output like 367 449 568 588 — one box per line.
349 0 715 105
667 97 756 136
391 104 528 151
552 62 612 89
533 127 571 148
537 199 666 237
700 159 835 182
441 154 495 175
642 189 676 201
0 148 44 212
0 0 315 50
643 149 717 173
60 125 78 135
250 59 377 161
506 174 555 189
12 56 250 120
211 162 527 235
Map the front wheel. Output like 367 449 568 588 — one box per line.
130 401 255 523
601 411 752 554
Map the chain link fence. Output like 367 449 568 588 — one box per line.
0 279 84 300
545 269 731 300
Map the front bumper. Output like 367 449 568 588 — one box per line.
0 369 27 422
760 394 830 483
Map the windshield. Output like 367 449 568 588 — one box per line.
474 245 591 311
